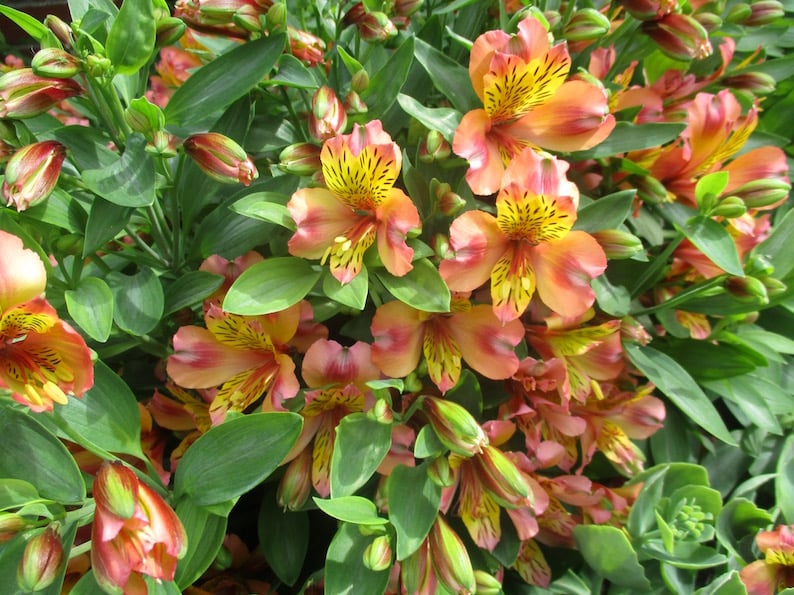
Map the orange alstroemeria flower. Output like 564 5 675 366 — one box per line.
440 148 606 322
370 297 524 393
287 120 421 284
167 303 302 424
740 524 794 595
453 15 615 195
0 231 93 412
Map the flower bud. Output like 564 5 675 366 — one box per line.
308 86 348 142
591 229 645 259
277 448 312 510
156 17 187 47
635 174 673 204
474 569 503 595
471 445 530 507
427 456 455 487
95 462 138 520
429 516 476 595
266 2 287 30
125 96 165 138
543 10 563 29
745 255 774 277
343 91 368 115
423 396 488 457
742 0 784 25
621 316 652 345
394 0 423 17
183 132 258 186
53 232 84 256
351 69 370 94
232 6 263 34
431 233 452 260
148 130 179 158
0 69 81 119
708 196 747 218
619 0 678 21
17 525 64 592
363 535 393 571
0 513 26 542
729 178 791 210
642 13 713 60
31 48 82 79
278 142 322 176
288 26 326 67
2 141 66 211
419 130 451 163
0 139 14 164
368 398 394 424
563 8 611 42
358 12 398 44
721 71 776 97
44 15 75 49
761 276 787 297
693 11 722 31
726 275 768 303
430 180 465 217
725 3 753 22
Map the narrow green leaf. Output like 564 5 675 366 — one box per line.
164 271 224 315
623 342 736 445
82 134 156 207
165 34 285 130
0 5 47 40
322 267 368 310
230 192 296 230
258 493 309 586
413 38 480 113
569 122 687 159
361 37 415 117
65 277 114 342
574 525 651 590
106 0 156 75
107 267 164 336
326 523 390 595
266 54 320 88
396 93 461 142
174 412 302 506
573 190 636 232
387 463 442 560
174 499 228 589
776 435 794 523
331 413 392 498
223 257 322 315
375 258 450 313
752 206 794 279
313 496 388 525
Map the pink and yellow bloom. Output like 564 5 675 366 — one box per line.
287 120 420 284
91 461 187 594
453 16 615 195
440 148 606 322
741 524 794 594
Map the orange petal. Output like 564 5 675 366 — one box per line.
302 339 380 388
440 210 507 292
452 109 505 196
371 300 426 379
375 188 420 278
288 187 355 260
0 231 46 311
449 305 523 380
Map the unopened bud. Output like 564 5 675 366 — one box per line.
31 48 81 79
363 535 393 571
17 525 64 592
745 255 774 277
288 26 326 67
266 2 287 30
474 569 503 595
394 0 423 17
419 130 451 163
730 178 790 210
2 141 67 211
156 17 187 47
635 175 673 204
621 316 652 345
726 276 768 303
725 3 753 22
358 12 398 44
278 142 322 176
0 69 81 119
591 229 645 259
44 15 74 48
0 513 26 542
761 276 787 297
84 54 112 78
148 130 178 157
693 11 723 31
368 399 393 424
125 96 165 138
642 13 713 61
427 456 454 487
309 86 348 142
471 445 529 507
543 10 563 29
232 5 263 33
721 71 776 96
431 233 452 260
423 396 488 458
351 69 369 94
53 233 84 256
742 0 784 25
183 132 259 186
429 516 476 595
708 196 747 218
431 180 465 216
343 91 368 115
619 0 678 21
563 8 611 42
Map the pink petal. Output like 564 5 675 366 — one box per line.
371 300 425 379
287 187 354 259
302 339 380 388
453 109 505 196
449 305 523 380
375 188 420 277
440 210 507 292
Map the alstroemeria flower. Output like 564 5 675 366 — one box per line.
370 297 524 393
167 303 302 424
91 462 187 594
740 524 794 594
287 120 421 284
440 149 606 322
453 16 615 195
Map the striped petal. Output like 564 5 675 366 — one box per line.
423 317 463 394
458 464 502 551
311 414 335 497
324 215 377 284
495 188 576 244
208 360 280 424
490 243 535 323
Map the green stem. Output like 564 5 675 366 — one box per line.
145 202 173 264
630 276 726 316
629 230 685 299
83 76 123 149
123 225 170 268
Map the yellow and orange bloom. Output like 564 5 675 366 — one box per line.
166 303 302 424
287 120 421 284
740 524 794 594
0 231 93 412
2 140 66 211
440 149 606 322
453 16 615 195
91 462 187 594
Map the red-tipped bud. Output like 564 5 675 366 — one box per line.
474 569 503 595
591 229 645 259
277 448 312 510
288 26 326 66
358 11 398 43
17 525 64 592
429 516 476 595
721 71 776 96
742 0 784 25
2 141 66 211
727 276 769 303
44 15 75 48
643 13 713 60
363 535 393 571
0 139 14 164
394 0 423 17
369 398 394 424
31 48 82 79
278 142 322 176
471 445 530 507
635 175 673 204
308 86 348 141
693 11 723 31
423 396 488 457
351 69 370 94
343 2 369 26
343 91 368 115
183 132 259 186
431 180 465 216
419 130 451 163
563 8 611 42
0 69 81 119
0 513 26 543
619 0 678 21
621 316 653 345
156 17 187 47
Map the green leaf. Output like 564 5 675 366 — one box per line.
413 38 480 113
387 463 442 560
106 0 156 76
82 134 156 207
641 541 727 569
223 257 322 315
0 479 39 509
195 196 276 260
592 274 631 317
331 413 392 498
326 523 390 595
82 200 133 256
0 5 47 40
266 53 320 88
164 271 224 315
174 412 302 507
414 425 446 459
361 36 415 117
573 190 636 232
375 258 450 313
396 93 461 142
716 499 772 563
678 215 744 277
569 122 687 159
65 277 114 342
50 360 143 458
752 206 794 279
0 408 85 504
230 192 296 230
107 267 164 336
623 342 736 445
695 172 729 206
573 525 651 590
165 34 285 130
694 571 747 595
776 434 794 524
313 495 388 525
25 187 85 233
323 267 368 310
258 493 309 586
174 499 228 589
655 338 766 382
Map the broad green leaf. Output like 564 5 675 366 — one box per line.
592 274 631 317
413 38 480 113
649 406 700 465
25 187 85 233
82 200 133 256
776 434 794 524
174 412 302 506
694 571 747 595
223 257 322 315
414 425 446 459
0 5 47 40
375 258 450 313
387 463 442 560
68 0 117 20
107 267 164 336
677 215 744 277
165 34 285 130
326 523 390 595
230 192 296 230
623 342 735 445
573 525 651 590
641 541 727 569
0 479 38 509
82 134 156 207
361 37 415 117
705 377 782 435
195 198 275 260
313 495 388 525
752 206 794 279
655 338 766 382
331 413 392 498
716 499 772 563
164 271 224 315
65 277 114 342
396 93 461 142
574 190 636 232
50 361 143 458
258 493 309 586
106 0 156 76
323 267 368 310
0 408 85 504
569 122 687 159
143 577 181 595
694 172 729 207
267 54 320 88
174 499 228 589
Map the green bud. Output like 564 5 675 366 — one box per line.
708 195 747 218
351 69 370 94
156 17 186 48
267 2 287 31
563 8 611 42
429 516 476 595
471 445 530 507
726 275 768 303
474 569 504 595
17 525 64 592
31 48 81 78
423 396 488 457
725 3 753 22
125 96 165 138
363 535 393 571
761 276 787 297
591 229 645 259
368 399 394 424
427 456 455 488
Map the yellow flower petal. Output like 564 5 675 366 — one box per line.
496 191 574 244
